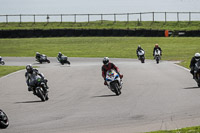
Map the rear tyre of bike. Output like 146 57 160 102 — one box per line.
0 111 9 129
67 61 71 65
198 83 200 87
156 58 159 64
1 61 5 65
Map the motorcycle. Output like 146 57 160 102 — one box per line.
105 69 122 96
0 57 5 65
154 49 161 64
194 59 200 87
137 50 145 63
32 76 49 101
36 54 50 64
0 109 9 129
57 56 70 65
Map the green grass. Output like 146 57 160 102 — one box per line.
0 37 199 68
147 126 200 133
0 21 200 31
0 66 25 78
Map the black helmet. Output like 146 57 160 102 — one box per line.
103 57 109 65
26 64 33 73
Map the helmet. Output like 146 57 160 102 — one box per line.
138 45 141 49
103 57 109 65
155 44 159 48
26 64 33 73
59 52 62 54
195 53 200 61
36 52 40 54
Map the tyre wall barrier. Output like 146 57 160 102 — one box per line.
0 29 165 38
0 29 199 38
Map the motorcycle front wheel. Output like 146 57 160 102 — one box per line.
0 110 9 129
111 82 121 96
37 88 46 101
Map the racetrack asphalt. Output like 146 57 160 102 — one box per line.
1 57 200 133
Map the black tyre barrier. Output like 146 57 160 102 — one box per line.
0 29 200 38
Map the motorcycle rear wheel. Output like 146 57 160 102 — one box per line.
1 61 5 65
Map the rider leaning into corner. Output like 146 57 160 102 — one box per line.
57 52 63 59
35 52 41 60
101 57 123 85
25 64 49 95
190 53 200 79
153 43 162 57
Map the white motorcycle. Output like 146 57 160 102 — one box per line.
154 49 161 64
137 50 145 63
105 69 122 96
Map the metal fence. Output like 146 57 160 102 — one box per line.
0 12 200 23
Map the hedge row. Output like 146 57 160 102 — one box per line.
0 29 200 38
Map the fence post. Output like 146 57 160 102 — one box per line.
6 15 8 24
101 14 103 24
127 13 129 23
88 14 90 23
165 12 167 23
61 14 62 23
189 12 191 22
114 13 116 23
152 12 154 22
46 14 49 23
20 14 22 24
74 14 76 23
177 12 179 22
33 14 35 24
140 12 142 22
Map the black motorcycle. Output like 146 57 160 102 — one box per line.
36 54 50 64
32 77 49 101
0 109 9 129
0 57 5 65
57 56 70 65
194 59 200 87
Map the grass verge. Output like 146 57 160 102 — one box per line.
0 37 199 69
0 21 200 31
147 126 200 133
0 66 25 78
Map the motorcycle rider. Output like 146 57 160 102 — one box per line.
153 44 162 57
25 64 49 94
101 57 123 85
57 52 63 59
136 45 144 58
190 53 200 79
35 52 41 61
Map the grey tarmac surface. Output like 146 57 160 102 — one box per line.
1 57 200 133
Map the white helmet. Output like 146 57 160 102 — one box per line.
195 53 200 61
103 57 109 65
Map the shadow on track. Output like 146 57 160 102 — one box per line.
15 100 43 104
183 86 199 89
92 94 117 98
